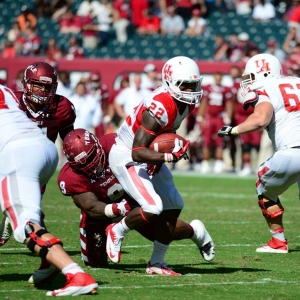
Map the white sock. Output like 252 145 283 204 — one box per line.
149 240 169 265
270 229 286 242
113 218 131 237
62 263 84 275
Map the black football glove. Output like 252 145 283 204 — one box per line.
217 126 236 137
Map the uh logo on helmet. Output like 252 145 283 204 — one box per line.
254 59 271 74
241 53 282 95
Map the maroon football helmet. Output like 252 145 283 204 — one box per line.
63 129 105 178
23 62 58 106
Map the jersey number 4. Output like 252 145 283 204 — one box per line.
279 83 300 112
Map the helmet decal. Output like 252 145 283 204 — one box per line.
163 64 173 81
254 59 271 73
63 129 105 178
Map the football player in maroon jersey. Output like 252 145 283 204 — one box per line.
57 128 215 270
17 61 76 142
0 61 76 284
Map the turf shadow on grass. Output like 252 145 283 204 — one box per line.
101 263 269 275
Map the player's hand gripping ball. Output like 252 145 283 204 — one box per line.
149 133 187 153
150 133 190 163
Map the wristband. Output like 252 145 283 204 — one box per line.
196 116 203 122
231 126 239 135
104 204 117 218
103 115 111 124
224 116 231 125
164 153 173 163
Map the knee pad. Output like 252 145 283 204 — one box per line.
258 195 284 218
25 222 63 259
241 143 251 153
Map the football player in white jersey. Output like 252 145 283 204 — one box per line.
218 53 300 254
0 84 97 296
106 56 215 275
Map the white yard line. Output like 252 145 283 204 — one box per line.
0 262 23 264
0 240 299 252
0 278 299 294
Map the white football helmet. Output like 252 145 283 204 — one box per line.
241 53 282 94
162 56 203 105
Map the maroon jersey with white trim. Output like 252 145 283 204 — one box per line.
116 86 195 148
57 133 137 206
15 91 76 142
202 84 234 117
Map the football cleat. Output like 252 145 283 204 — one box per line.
46 272 98 296
256 237 288 253
28 260 60 285
190 219 215 261
106 223 124 263
146 261 181 276
0 216 12 247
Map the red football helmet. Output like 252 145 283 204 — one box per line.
63 129 105 178
23 62 58 106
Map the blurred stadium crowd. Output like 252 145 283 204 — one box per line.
1 0 300 62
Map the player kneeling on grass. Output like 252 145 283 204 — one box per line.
0 84 97 296
56 128 215 273
217 53 300 254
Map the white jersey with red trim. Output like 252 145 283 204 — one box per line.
252 76 300 151
0 85 42 152
115 86 195 148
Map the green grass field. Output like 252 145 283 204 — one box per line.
1 171 300 300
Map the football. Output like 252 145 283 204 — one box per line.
149 133 187 153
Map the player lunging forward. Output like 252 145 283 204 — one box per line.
218 53 300 253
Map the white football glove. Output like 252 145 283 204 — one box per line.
172 138 190 162
113 199 131 217
105 199 131 218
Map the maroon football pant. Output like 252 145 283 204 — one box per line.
80 211 156 267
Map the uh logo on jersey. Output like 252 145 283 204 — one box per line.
255 59 270 74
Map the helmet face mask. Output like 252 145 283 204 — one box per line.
240 53 282 95
63 129 105 178
162 56 203 105
23 62 58 108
